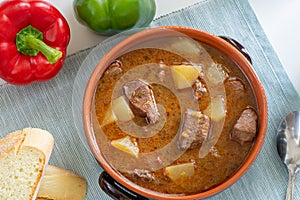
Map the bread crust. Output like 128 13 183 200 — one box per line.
0 130 26 157
37 165 87 200
22 128 54 164
0 128 54 200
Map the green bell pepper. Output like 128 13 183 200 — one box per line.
73 0 156 35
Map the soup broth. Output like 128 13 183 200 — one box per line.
94 40 258 195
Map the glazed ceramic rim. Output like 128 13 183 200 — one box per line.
83 26 268 199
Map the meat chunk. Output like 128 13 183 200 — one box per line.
105 60 122 76
228 79 245 91
178 109 210 150
226 78 245 93
230 107 258 145
128 169 155 183
123 79 160 124
192 78 208 100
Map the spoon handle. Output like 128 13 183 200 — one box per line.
286 170 296 200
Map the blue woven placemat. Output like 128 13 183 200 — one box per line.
1 0 300 199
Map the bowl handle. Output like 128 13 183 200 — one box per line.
218 36 252 64
99 171 149 200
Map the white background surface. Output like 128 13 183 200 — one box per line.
0 0 299 95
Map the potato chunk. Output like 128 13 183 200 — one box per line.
171 65 201 89
111 136 139 158
165 162 195 181
206 63 227 85
101 106 117 126
204 97 226 121
112 96 134 122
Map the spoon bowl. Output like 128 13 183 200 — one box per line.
276 111 300 200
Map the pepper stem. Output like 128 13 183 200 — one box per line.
25 36 62 64
16 25 62 64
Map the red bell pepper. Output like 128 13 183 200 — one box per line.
0 0 70 85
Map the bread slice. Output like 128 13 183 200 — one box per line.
37 165 87 200
0 128 54 200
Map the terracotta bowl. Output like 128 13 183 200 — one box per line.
83 26 268 199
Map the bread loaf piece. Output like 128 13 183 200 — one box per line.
37 165 87 200
0 128 54 200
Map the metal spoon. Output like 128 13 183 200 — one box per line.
276 111 300 200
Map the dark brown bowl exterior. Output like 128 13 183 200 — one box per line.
83 26 268 199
